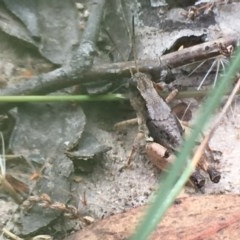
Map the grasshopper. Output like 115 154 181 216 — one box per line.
131 72 183 151
129 71 208 187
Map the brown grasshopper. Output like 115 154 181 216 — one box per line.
131 72 183 151
129 71 221 188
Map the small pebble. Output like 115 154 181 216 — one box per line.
83 10 89 19
76 3 84 10
3 62 15 78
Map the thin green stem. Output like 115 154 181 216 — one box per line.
0 89 238 103
0 94 125 102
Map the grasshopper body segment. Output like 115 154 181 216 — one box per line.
132 72 183 151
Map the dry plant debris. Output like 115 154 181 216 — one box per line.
65 195 240 240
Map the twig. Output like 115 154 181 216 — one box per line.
2 228 52 240
191 77 240 167
0 37 236 97
2 228 23 240
114 118 138 131
209 78 240 135
65 0 106 78
0 0 106 113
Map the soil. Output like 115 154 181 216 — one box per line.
0 1 240 239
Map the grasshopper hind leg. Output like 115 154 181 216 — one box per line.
126 131 146 166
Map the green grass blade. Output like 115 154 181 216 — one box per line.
131 46 240 240
0 94 125 102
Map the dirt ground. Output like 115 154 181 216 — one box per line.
0 0 240 239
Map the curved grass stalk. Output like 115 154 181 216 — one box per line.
130 45 240 240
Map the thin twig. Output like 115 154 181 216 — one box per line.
0 37 236 113
2 228 23 240
191 77 240 167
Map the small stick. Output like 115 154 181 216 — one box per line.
209 78 240 136
2 228 23 240
191 78 240 173
126 132 146 166
114 118 138 131
181 75 240 183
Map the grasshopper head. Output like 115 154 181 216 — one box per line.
133 72 154 93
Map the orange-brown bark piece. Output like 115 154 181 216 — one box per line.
145 142 171 170
64 195 240 240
